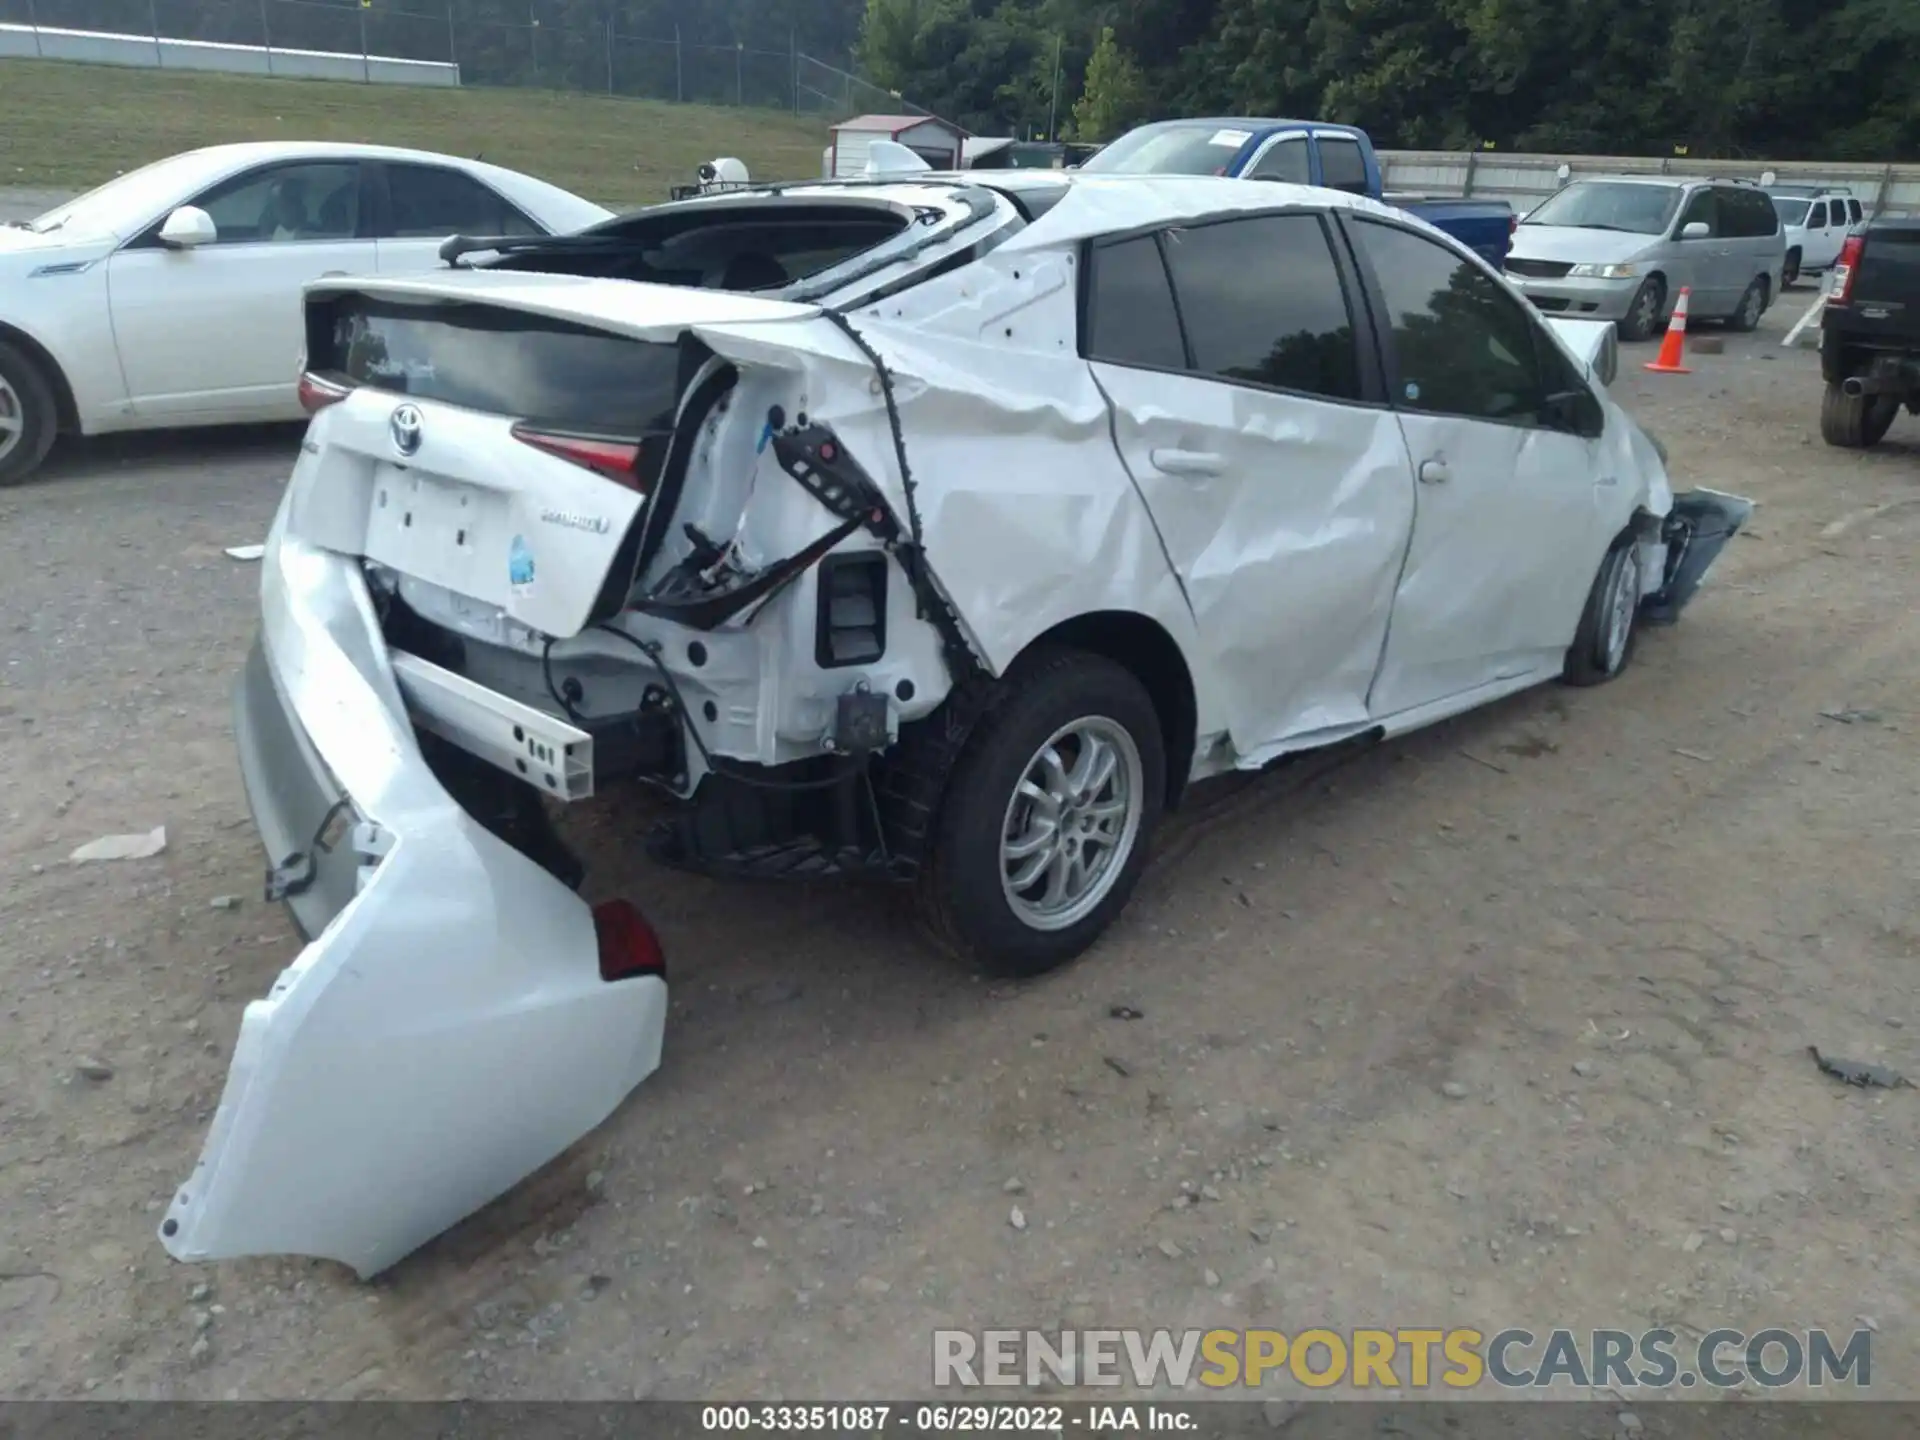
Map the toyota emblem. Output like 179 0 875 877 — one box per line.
389 403 423 457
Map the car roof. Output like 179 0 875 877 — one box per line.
662 171 1406 243
1120 116 1369 139
172 140 540 184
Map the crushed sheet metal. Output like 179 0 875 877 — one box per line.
161 517 668 1278
1094 358 1413 748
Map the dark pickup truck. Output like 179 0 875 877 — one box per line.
1820 217 1920 448
1076 118 1516 268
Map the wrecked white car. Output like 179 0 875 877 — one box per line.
162 171 1749 1278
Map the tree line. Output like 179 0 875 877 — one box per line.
27 0 1915 158
856 0 1920 161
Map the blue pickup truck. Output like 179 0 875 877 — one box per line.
1077 119 1515 268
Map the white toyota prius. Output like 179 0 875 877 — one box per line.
0 141 611 484
163 170 1750 1278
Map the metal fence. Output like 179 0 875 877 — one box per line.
2 0 922 119
1381 149 1920 219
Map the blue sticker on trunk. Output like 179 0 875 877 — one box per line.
509 535 535 589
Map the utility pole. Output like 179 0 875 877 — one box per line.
1047 33 1062 142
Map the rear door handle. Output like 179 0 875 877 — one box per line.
1149 448 1226 477
1418 458 1450 485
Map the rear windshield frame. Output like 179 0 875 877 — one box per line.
305 294 687 437
474 186 1014 307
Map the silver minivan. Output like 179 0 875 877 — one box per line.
1503 176 1786 341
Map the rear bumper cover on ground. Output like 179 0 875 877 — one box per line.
160 517 667 1279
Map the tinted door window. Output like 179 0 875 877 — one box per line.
1674 188 1719 238
190 162 362 245
1317 138 1370 195
1161 214 1361 401
1351 218 1548 424
1248 137 1310 184
1714 187 1772 237
385 164 540 238
1808 201 1829 229
1084 234 1188 371
1848 199 1863 223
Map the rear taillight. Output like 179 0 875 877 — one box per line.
1509 213 1518 234
1829 234 1865 304
592 899 666 982
511 423 644 488
298 371 351 414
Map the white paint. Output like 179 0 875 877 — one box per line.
160 515 667 1278
181 171 1745 1275
0 141 609 445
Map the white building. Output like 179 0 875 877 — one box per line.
825 114 966 177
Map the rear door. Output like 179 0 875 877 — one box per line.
1311 132 1374 197
1086 210 1417 753
372 161 546 274
107 159 375 421
1715 184 1780 299
1345 216 1607 714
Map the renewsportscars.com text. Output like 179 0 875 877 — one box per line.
932 1326 1873 1391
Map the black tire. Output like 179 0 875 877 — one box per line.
0 341 59 487
1562 533 1644 687
1820 382 1898 448
914 646 1165 977
1783 249 1801 288
1727 277 1767 333
1617 277 1666 343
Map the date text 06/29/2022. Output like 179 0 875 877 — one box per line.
700 1405 1191 1433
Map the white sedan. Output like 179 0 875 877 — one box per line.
0 141 610 484
164 171 1751 1279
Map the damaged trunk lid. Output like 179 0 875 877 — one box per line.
294 275 842 640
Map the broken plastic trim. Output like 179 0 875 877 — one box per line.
262 795 354 902
627 515 863 630
817 313 989 684
1640 488 1754 626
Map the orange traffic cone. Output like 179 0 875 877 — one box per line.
1643 287 1692 374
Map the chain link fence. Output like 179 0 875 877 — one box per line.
4 0 922 120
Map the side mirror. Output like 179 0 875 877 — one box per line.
158 205 216 249
1680 220 1710 240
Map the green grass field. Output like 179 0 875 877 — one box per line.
0 59 829 206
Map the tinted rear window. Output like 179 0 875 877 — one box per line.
307 296 684 434
1084 234 1187 370
1317 137 1370 195
1163 214 1361 401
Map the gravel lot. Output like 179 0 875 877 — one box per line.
2 234 1918 1404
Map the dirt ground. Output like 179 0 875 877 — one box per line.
2 266 1917 1404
